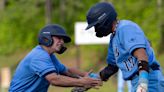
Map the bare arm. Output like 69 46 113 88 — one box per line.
133 48 149 73
133 48 149 92
133 48 148 62
45 72 101 87
64 67 88 78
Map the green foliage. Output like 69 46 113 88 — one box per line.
0 0 45 54
0 0 163 67
0 0 162 55
0 0 101 55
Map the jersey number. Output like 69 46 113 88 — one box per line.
123 56 135 71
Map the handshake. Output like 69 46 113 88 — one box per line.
71 64 117 92
71 72 104 92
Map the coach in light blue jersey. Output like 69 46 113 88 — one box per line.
85 2 164 92
9 24 102 92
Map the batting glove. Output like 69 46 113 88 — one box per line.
136 71 148 92
89 73 100 79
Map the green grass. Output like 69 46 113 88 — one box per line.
158 53 164 73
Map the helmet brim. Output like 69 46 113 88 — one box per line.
85 21 99 30
53 34 71 43
62 36 71 43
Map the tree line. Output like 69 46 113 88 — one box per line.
0 0 163 55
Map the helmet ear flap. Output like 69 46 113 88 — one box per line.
39 35 53 47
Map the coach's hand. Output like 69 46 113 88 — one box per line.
85 70 102 88
71 77 102 92
71 70 102 92
80 75 102 88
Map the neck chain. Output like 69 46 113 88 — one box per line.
113 20 120 35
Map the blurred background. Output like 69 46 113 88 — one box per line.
0 0 164 92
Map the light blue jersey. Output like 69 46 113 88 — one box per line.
107 20 164 92
107 20 160 80
9 45 67 92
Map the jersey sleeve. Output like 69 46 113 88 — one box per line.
106 40 117 65
30 55 56 77
118 25 146 54
51 55 68 74
56 61 68 74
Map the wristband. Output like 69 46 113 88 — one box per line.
99 64 118 81
138 60 149 72
139 70 148 84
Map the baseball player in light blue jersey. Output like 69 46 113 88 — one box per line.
85 2 164 92
9 24 102 92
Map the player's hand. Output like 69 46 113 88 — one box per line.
71 81 101 92
85 70 102 87
79 75 102 88
71 70 102 92
136 82 148 92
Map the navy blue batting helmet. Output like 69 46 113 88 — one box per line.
85 2 117 37
38 24 71 46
